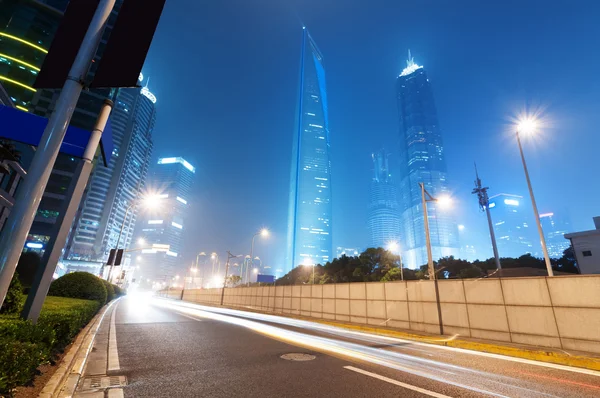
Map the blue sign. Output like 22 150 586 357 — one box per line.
256 274 275 283
0 104 113 166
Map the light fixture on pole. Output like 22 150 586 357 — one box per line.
107 193 162 282
419 182 450 335
247 228 269 286
515 118 553 277
386 241 403 281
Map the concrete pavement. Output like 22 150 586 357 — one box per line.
76 293 600 397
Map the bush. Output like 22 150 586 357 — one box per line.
102 280 115 302
0 297 101 394
0 273 24 315
48 272 107 303
113 285 125 297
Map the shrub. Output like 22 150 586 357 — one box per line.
112 285 125 297
0 273 24 315
48 272 107 303
0 297 101 394
102 280 115 302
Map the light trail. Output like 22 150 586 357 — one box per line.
155 299 570 397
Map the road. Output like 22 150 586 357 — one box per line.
110 293 600 397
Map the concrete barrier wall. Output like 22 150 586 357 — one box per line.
175 275 600 354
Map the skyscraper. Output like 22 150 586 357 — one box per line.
137 157 195 280
488 193 534 258
539 212 571 258
286 28 332 273
368 149 400 249
65 79 156 261
396 51 459 268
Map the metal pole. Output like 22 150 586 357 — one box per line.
21 100 113 322
248 234 256 287
312 264 315 284
516 131 553 276
485 205 502 270
400 253 404 281
421 183 434 279
0 0 116 308
107 202 133 282
420 182 443 335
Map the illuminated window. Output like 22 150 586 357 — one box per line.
148 220 163 225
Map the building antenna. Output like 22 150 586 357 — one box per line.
472 163 502 270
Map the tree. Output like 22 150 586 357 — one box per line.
225 275 242 287
16 252 41 288
555 246 579 274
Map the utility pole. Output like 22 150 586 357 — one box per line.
472 164 501 271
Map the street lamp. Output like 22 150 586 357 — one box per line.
386 241 403 281
515 118 553 277
246 228 269 286
419 182 450 335
107 194 162 282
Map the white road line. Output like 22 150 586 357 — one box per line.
178 313 203 322
108 301 120 372
344 366 453 398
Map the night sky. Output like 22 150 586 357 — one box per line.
141 0 600 269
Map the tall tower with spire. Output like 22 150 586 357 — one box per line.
396 51 459 268
285 28 332 275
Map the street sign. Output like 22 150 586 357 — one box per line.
0 104 113 166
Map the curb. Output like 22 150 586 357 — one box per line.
172 299 600 372
39 298 120 398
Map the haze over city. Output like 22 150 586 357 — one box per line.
141 0 600 268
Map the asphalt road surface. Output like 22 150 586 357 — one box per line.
112 293 600 397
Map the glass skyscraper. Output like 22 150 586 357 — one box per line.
286 28 332 274
136 157 195 281
539 212 571 259
396 52 459 268
368 149 400 249
488 193 534 258
65 80 156 262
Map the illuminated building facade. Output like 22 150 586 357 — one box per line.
335 247 360 259
368 149 401 249
396 51 459 268
65 78 156 261
286 28 332 272
136 157 195 280
539 212 571 259
488 193 534 258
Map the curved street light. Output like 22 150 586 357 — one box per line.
516 118 553 276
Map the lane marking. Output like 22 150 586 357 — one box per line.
177 313 203 322
108 301 120 372
344 366 453 398
163 300 600 377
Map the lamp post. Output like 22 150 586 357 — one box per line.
386 241 403 281
196 252 206 286
247 228 269 286
516 119 553 277
210 252 219 280
107 195 161 282
420 182 451 335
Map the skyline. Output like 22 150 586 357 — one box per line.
129 0 598 270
